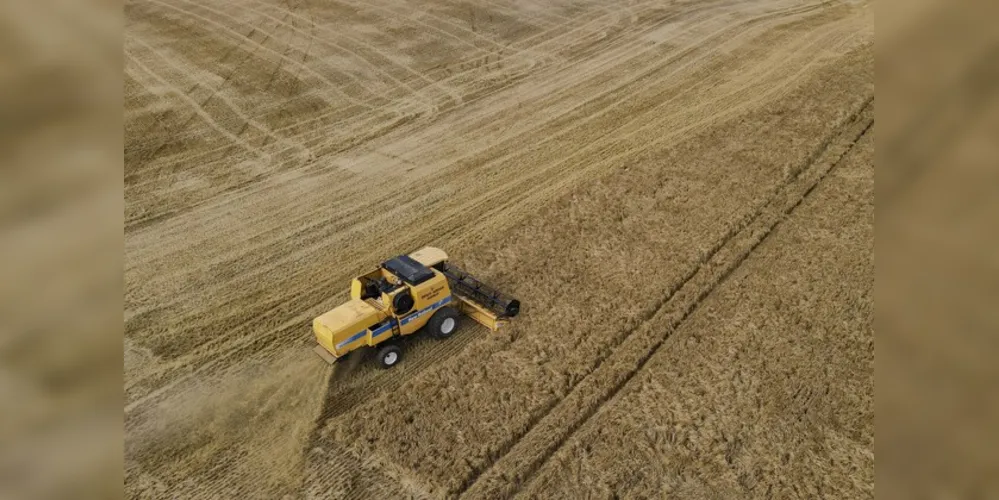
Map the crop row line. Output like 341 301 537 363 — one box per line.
459 96 875 499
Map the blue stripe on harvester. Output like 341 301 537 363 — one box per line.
399 296 452 326
335 329 367 350
337 295 452 349
371 321 394 339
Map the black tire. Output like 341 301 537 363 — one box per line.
393 292 414 315
505 299 521 318
376 344 402 369
427 306 460 339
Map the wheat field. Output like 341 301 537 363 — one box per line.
124 0 873 497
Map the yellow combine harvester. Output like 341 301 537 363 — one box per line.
312 247 520 368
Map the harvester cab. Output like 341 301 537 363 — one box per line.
312 247 519 368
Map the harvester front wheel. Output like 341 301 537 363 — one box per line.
428 306 460 339
376 344 402 369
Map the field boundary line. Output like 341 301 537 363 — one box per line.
458 96 874 499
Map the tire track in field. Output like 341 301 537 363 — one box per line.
127 0 666 172
136 0 377 108
317 0 748 175
134 0 705 169
143 4 836 376
126 33 299 158
469 0 565 27
124 5 352 172
126 0 804 234
125 0 856 446
223 0 807 179
270 0 724 153
416 4 864 254
127 0 736 187
208 0 438 110
460 97 874 499
334 0 494 54
337 0 537 56
124 0 724 198
309 323 491 439
302 12 867 495
121 0 760 274
241 0 453 107
124 48 265 158
169 0 406 108
125 0 848 409
124 6 278 157
124 63 224 157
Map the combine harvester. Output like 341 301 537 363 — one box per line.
312 247 520 368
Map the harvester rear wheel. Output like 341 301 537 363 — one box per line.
427 306 460 339
376 344 402 369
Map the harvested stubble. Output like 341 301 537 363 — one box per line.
315 40 872 500
124 0 873 497
520 107 873 500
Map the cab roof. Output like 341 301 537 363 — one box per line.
382 254 435 285
409 246 448 268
